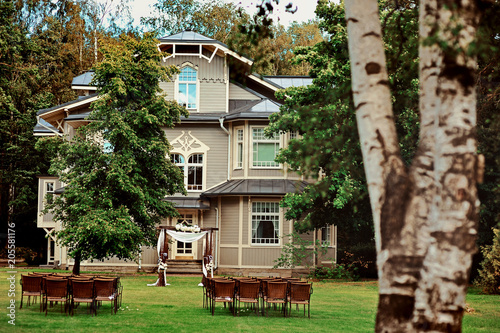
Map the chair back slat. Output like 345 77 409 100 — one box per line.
267 281 287 299
71 280 94 299
238 281 260 299
94 279 115 298
21 275 43 292
290 283 311 301
45 278 69 298
213 280 235 298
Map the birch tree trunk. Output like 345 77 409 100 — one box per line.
345 0 481 331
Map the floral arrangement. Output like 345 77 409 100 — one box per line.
205 260 214 272
175 222 201 233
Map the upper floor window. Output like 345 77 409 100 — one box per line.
187 154 203 191
45 182 54 205
236 128 244 169
251 202 280 245
171 153 204 191
252 127 280 168
178 66 197 110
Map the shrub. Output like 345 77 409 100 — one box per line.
474 228 500 294
309 262 360 281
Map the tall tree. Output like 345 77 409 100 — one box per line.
43 33 188 274
0 0 58 250
345 0 482 331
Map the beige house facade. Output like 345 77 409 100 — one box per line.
34 31 337 276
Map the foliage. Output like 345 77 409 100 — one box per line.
474 229 500 294
266 0 379 245
142 0 245 44
273 231 329 269
0 0 57 247
309 263 360 281
42 33 188 269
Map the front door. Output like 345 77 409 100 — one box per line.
173 213 197 260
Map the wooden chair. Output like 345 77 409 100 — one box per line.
20 275 43 312
287 282 312 318
211 280 235 316
94 278 118 314
235 280 260 316
44 278 70 316
70 279 95 316
205 277 227 312
264 281 288 317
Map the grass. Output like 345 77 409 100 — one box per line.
0 268 498 332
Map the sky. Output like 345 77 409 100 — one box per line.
127 0 319 28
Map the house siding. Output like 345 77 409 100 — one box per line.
219 197 239 245
164 124 228 192
229 83 260 100
199 81 226 113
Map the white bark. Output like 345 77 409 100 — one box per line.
345 0 481 331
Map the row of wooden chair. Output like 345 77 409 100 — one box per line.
201 276 313 318
20 273 122 316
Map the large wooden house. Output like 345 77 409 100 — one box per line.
34 31 337 276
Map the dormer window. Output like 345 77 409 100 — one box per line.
178 66 197 110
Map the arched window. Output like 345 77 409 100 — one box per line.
178 66 197 110
170 153 203 191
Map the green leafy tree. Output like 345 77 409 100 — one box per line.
43 33 188 274
0 0 57 250
474 228 500 294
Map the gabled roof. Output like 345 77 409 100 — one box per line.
72 71 96 89
37 94 98 117
159 31 221 44
202 179 310 197
224 99 281 121
33 118 58 136
263 76 314 89
157 30 253 67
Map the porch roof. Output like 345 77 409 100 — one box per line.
202 179 310 197
164 197 210 210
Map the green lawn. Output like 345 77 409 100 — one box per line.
0 268 498 332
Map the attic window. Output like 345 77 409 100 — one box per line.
176 45 200 54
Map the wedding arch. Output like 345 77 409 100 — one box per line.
148 225 218 287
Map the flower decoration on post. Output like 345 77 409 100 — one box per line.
175 222 201 233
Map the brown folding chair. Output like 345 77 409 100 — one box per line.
94 278 118 314
20 275 43 311
44 278 70 316
287 282 313 318
264 281 288 317
211 280 235 316
70 279 95 316
236 280 260 316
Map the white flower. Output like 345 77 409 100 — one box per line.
181 225 187 232
175 224 180 230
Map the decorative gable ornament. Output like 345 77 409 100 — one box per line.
170 131 210 156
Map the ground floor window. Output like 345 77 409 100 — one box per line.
251 202 280 244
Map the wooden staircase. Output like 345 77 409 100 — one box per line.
165 259 203 275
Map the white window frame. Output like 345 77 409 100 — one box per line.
176 65 198 111
170 153 205 192
251 201 281 245
251 127 281 169
44 181 55 207
187 154 203 191
321 225 332 246
234 127 244 169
